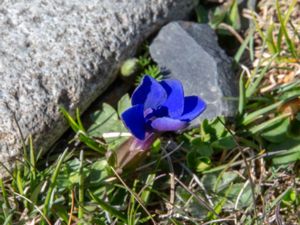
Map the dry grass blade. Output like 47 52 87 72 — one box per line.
136 142 183 172
216 118 258 220
67 189 75 225
179 162 214 208
161 147 175 217
173 176 219 218
13 192 52 225
275 203 283 225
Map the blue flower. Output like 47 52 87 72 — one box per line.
121 75 206 140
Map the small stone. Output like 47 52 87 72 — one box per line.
149 21 238 126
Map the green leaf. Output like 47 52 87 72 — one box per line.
296 113 300 121
196 157 211 172
224 183 252 208
211 135 236 150
144 65 161 79
56 158 84 188
268 139 300 165
261 118 289 143
187 150 212 172
52 205 69 223
282 188 297 206
270 187 292 208
88 103 125 136
30 182 45 205
195 4 208 23
211 117 227 139
138 56 151 67
242 101 283 126
200 117 227 142
201 171 238 193
191 139 213 157
89 191 127 223
288 119 300 139
209 6 227 29
272 151 300 165
150 138 161 154
249 113 290 134
228 0 241 30
88 103 127 148
117 94 131 117
78 134 106 154
175 186 209 218
86 160 109 187
207 197 226 220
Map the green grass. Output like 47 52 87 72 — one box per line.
1 1 300 224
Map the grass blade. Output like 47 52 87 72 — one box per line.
42 148 69 225
60 107 80 132
140 173 156 205
3 214 13 225
89 191 127 223
249 113 290 134
269 187 292 209
0 178 12 225
276 0 297 58
242 101 283 125
76 108 86 132
246 53 278 98
265 23 277 54
234 29 254 63
78 150 85 225
238 71 246 115
29 135 37 183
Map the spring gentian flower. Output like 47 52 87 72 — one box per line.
121 75 206 143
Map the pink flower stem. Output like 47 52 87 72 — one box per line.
114 133 158 173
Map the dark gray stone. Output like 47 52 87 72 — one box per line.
0 0 197 172
149 21 238 126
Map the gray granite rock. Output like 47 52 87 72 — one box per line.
0 0 197 170
150 21 238 126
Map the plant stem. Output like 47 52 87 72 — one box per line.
78 150 85 224
41 148 68 225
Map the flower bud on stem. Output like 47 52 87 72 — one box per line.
111 133 158 173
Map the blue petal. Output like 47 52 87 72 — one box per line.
180 96 206 121
160 79 184 118
131 75 167 109
151 117 187 132
121 104 146 140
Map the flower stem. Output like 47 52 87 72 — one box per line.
114 133 158 172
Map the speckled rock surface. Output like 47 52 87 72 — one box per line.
150 21 237 126
0 0 197 170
